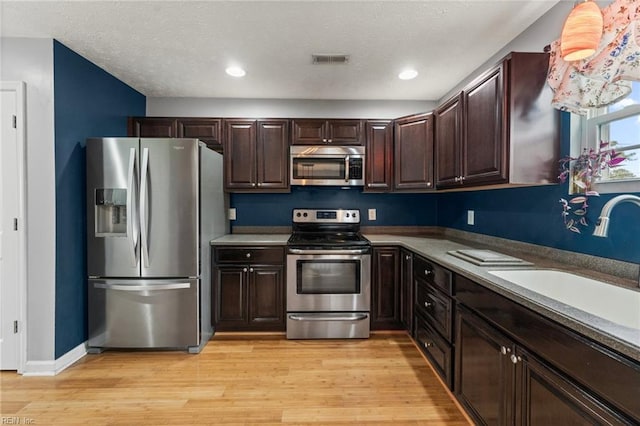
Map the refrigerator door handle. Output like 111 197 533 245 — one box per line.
93 282 191 291
140 147 150 268
126 148 138 267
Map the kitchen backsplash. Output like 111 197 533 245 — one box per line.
231 184 640 265
230 186 439 226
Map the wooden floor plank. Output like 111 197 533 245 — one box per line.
1 333 470 425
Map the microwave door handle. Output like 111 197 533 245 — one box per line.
345 155 350 182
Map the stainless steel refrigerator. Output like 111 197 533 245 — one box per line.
86 138 228 353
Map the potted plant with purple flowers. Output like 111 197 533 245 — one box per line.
558 141 627 233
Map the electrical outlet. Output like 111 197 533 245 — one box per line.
368 209 377 221
229 208 237 221
467 210 475 226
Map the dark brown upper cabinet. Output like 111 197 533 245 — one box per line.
127 117 223 152
435 52 559 189
127 117 177 138
223 119 289 192
291 119 364 145
176 118 222 152
394 112 434 191
364 120 394 192
435 94 463 188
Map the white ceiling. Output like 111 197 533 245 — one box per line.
1 0 560 101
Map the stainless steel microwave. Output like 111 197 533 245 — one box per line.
290 145 365 186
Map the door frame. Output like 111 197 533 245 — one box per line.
1 81 28 373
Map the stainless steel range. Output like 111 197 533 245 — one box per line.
286 208 371 339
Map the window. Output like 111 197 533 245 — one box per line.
583 81 640 192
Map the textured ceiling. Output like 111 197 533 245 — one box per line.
0 0 560 101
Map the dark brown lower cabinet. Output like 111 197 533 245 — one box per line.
212 247 285 331
371 247 402 330
456 299 638 425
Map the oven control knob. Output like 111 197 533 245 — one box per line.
303 212 308 217
296 212 301 217
346 213 350 218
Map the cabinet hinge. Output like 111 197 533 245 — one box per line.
12 115 17 129
14 218 18 231
13 321 18 334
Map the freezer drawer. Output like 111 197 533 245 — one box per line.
88 278 199 349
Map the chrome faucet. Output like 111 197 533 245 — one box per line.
592 194 640 287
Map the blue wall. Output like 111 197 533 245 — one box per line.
231 186 439 227
53 41 145 358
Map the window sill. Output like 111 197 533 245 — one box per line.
592 179 640 194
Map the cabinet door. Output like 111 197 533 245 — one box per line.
249 265 285 330
327 119 363 145
518 349 630 426
435 94 463 188
213 266 248 329
364 120 393 191
456 306 515 426
371 247 402 330
177 118 222 152
256 120 289 191
224 119 257 190
291 119 326 144
400 249 413 334
394 113 434 191
128 117 177 138
463 64 508 185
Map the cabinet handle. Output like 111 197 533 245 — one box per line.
500 346 511 355
251 183 256 187
257 183 262 187
246 253 251 258
454 177 459 183
367 183 372 187
426 182 432 187
405 255 411 260
424 301 432 309
424 341 433 348
460 176 466 182
322 138 327 143
424 269 432 276
510 354 521 364
243 268 248 272
328 139 333 143
249 267 254 273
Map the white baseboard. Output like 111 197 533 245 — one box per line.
22 341 87 376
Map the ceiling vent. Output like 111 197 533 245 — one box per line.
312 54 350 65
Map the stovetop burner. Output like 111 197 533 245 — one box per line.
287 208 370 251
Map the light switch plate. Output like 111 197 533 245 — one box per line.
467 210 475 226
229 208 237 221
368 209 377 221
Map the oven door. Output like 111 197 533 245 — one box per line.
286 250 371 312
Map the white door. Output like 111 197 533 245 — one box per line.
0 82 25 370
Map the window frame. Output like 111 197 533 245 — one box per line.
580 104 640 193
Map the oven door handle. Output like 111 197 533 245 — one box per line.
288 314 369 322
288 248 369 255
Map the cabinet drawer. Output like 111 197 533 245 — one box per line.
415 280 453 342
214 247 284 264
415 313 453 389
413 256 452 295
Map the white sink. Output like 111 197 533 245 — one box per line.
487 269 640 330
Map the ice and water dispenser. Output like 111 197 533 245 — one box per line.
94 188 127 236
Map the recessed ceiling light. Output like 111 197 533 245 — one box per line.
398 69 418 80
226 66 246 77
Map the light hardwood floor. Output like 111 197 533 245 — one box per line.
1 332 470 425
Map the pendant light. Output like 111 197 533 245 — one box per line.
560 0 604 61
